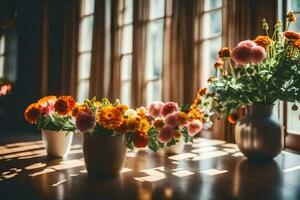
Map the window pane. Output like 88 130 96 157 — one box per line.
81 0 95 16
121 81 131 106
290 14 300 31
203 37 222 76
204 0 222 11
124 0 133 24
146 19 164 80
203 11 222 38
77 80 90 103
290 0 300 12
79 16 94 52
149 0 165 20
146 80 162 105
0 35 5 54
121 55 132 81
78 53 91 80
121 25 133 54
287 102 300 134
0 57 4 77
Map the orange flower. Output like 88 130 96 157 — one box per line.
228 113 239 125
218 47 231 58
137 106 147 119
254 36 274 49
198 88 207 96
284 31 300 41
214 59 224 69
72 104 91 117
153 119 164 129
38 96 57 104
24 103 40 124
174 130 181 140
177 112 189 126
96 106 124 130
139 119 150 132
207 77 217 83
126 116 142 131
188 108 204 120
132 132 148 148
116 104 129 112
54 96 76 116
115 119 129 134
294 39 300 49
287 11 296 23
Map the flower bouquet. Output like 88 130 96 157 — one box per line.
201 12 300 160
24 96 76 157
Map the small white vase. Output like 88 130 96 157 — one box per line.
41 130 73 157
158 139 185 155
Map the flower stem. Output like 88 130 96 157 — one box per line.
226 58 236 78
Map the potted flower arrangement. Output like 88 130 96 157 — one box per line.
145 98 209 154
24 96 76 157
73 98 150 178
201 12 300 160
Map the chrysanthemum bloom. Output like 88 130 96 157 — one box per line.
231 44 252 65
115 119 129 134
96 106 123 130
124 109 137 117
137 106 147 119
177 111 189 127
237 40 257 48
254 36 274 49
54 96 76 116
126 116 141 131
187 120 203 136
158 125 175 143
198 88 207 96
75 112 96 133
148 101 164 118
188 108 204 120
287 11 296 23
116 104 129 113
132 132 148 148
214 59 224 70
284 31 300 41
139 119 150 132
250 46 266 64
153 118 164 129
164 112 179 128
160 102 178 116
24 103 41 124
294 39 300 49
218 47 231 58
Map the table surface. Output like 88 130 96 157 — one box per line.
0 135 300 200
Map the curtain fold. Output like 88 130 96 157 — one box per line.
131 0 149 107
162 0 199 105
61 0 79 96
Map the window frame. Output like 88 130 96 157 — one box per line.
0 33 5 77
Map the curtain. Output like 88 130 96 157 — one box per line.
162 0 199 105
60 0 79 96
131 0 149 107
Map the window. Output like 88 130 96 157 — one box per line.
77 0 95 103
0 34 5 77
286 0 300 134
145 0 165 105
196 0 223 86
119 0 133 106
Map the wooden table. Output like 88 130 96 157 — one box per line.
0 135 300 200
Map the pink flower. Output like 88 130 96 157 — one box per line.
237 40 257 48
250 46 266 64
148 101 164 118
160 102 179 116
158 125 175 143
164 112 179 128
231 45 252 65
187 120 203 136
75 112 96 133
39 100 55 116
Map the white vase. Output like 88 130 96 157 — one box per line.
41 130 73 157
158 139 185 155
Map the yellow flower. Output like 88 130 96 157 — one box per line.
287 11 296 23
126 116 141 131
116 104 129 112
96 106 123 130
139 119 150 132
254 36 274 49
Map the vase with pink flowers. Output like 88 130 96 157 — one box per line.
200 12 300 160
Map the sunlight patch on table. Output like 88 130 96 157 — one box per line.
192 151 228 161
200 169 228 176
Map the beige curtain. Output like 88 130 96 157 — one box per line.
89 0 107 99
163 0 199 105
61 0 79 97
